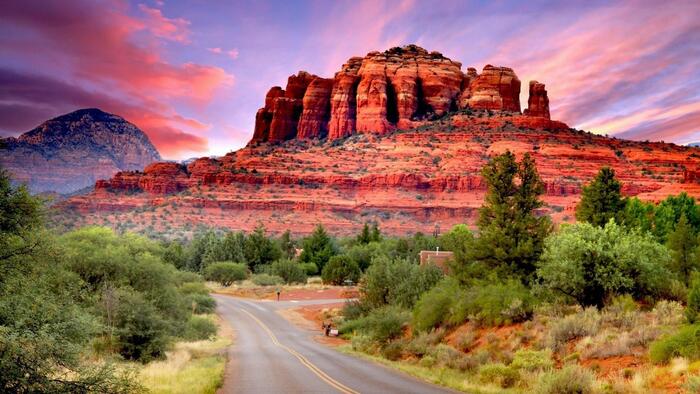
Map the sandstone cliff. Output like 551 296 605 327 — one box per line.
0 108 161 193
251 45 546 143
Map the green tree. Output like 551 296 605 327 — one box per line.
244 224 281 271
357 223 372 244
299 224 336 272
654 193 700 241
576 167 626 227
322 255 361 285
666 214 699 284
163 241 186 269
204 261 248 286
537 221 671 308
360 255 443 309
622 197 655 233
278 230 296 259
370 223 382 242
269 258 307 284
468 152 551 282
686 276 700 324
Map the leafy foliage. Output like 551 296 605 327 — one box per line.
537 221 671 307
299 224 336 272
321 255 361 285
204 261 248 286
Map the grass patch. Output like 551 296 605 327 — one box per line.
126 315 231 394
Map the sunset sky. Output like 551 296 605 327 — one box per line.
1 0 698 159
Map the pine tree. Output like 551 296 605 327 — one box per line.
370 223 382 242
468 151 551 282
576 167 626 227
300 224 336 271
357 223 371 244
667 214 699 284
686 276 700 324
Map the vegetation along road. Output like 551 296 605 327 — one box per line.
214 295 453 393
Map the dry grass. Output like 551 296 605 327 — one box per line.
128 315 232 394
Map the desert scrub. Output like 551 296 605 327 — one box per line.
535 365 596 394
412 278 460 332
649 324 700 364
510 349 553 372
250 273 284 286
652 300 684 326
340 306 409 344
452 279 535 327
478 363 520 388
547 307 601 351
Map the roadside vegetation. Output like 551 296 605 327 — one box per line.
0 168 222 393
7 144 700 393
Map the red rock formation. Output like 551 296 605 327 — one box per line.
252 87 285 142
466 65 521 112
268 98 302 142
284 71 315 99
297 77 334 139
524 81 550 119
328 57 362 140
188 157 221 184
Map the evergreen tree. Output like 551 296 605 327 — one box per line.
370 223 382 242
467 151 551 282
278 230 296 259
244 224 281 271
576 167 626 227
299 224 336 272
667 214 699 285
357 223 371 244
687 275 700 324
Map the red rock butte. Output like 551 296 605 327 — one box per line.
60 45 700 236
251 45 560 143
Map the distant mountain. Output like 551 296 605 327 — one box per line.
687 142 700 147
0 108 161 193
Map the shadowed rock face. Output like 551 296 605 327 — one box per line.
0 108 161 193
524 81 551 119
251 45 548 143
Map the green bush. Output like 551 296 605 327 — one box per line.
537 221 671 308
412 277 460 332
269 259 307 284
455 279 535 327
182 316 217 341
300 262 318 276
380 341 404 361
114 289 169 363
251 273 284 286
322 255 361 285
478 363 520 388
511 349 554 372
185 293 216 314
179 281 209 295
535 365 595 394
359 256 443 310
339 306 409 344
203 261 248 286
649 325 700 364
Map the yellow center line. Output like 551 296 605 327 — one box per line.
239 307 360 394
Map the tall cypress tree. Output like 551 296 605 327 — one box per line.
667 214 699 285
576 167 626 227
468 151 551 282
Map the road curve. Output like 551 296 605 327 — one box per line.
214 294 455 394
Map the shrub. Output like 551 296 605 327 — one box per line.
359 256 443 310
269 259 307 284
114 289 169 363
537 221 672 308
350 335 377 354
405 329 445 357
251 273 284 286
511 349 554 372
321 255 361 285
182 316 217 341
185 293 216 314
652 300 684 326
478 363 519 388
300 262 318 276
535 365 596 394
548 308 601 351
203 262 248 286
453 279 535 327
413 278 460 332
380 341 404 361
179 281 209 295
649 325 700 364
339 306 409 344
456 332 477 352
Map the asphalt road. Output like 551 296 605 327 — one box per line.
214 294 455 394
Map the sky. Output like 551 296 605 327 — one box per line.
1 0 698 160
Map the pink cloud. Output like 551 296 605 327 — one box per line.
0 0 233 158
227 48 239 60
138 3 191 44
208 47 223 54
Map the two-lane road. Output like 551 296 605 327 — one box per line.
214 295 454 393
